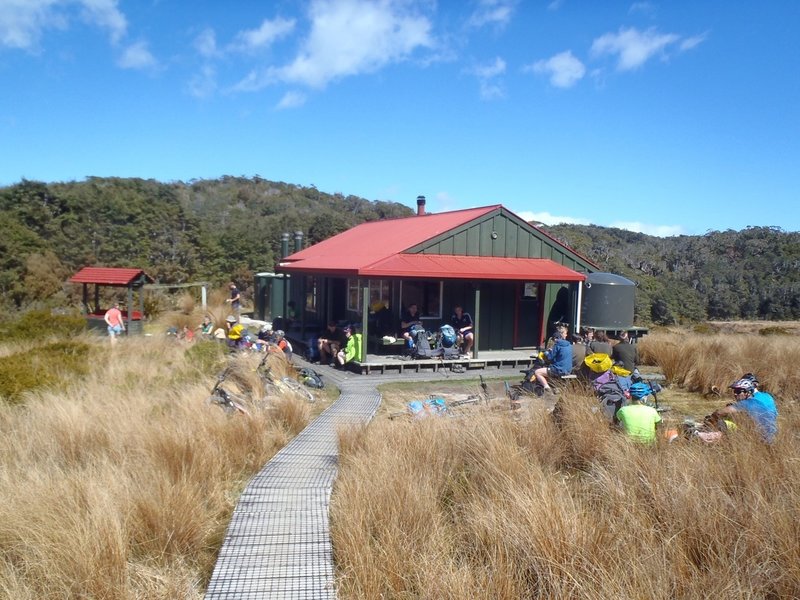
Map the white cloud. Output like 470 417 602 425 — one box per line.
117 40 157 70
526 50 585 88
517 211 591 226
194 28 218 58
79 0 126 43
547 0 564 11
467 0 517 29
679 32 708 51
188 64 217 98
236 0 433 91
276 90 307 109
0 0 126 50
469 56 506 100
628 2 656 17
591 26 679 71
230 16 295 53
609 220 684 237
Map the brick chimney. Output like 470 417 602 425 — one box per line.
416 195 426 216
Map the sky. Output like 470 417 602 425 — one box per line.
1 0 798 237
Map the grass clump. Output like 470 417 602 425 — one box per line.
332 330 800 598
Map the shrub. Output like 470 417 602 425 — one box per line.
185 340 227 374
0 341 91 404
0 310 86 342
759 326 790 336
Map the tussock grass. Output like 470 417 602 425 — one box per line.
0 335 310 598
332 332 800 598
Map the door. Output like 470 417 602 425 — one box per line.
515 282 540 348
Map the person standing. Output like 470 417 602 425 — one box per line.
226 282 241 316
104 302 125 344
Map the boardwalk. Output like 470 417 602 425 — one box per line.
205 377 381 599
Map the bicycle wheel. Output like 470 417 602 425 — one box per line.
280 377 315 403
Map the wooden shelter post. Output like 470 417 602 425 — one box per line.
473 285 481 359
361 283 369 361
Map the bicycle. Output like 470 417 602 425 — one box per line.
389 376 489 420
207 367 250 416
256 354 316 403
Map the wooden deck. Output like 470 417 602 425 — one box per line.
353 349 537 375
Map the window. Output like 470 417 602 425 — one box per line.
347 279 360 311
401 281 443 319
348 279 391 312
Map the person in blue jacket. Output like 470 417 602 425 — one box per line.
534 329 573 395
713 376 778 443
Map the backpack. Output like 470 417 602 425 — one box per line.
412 328 435 359
298 368 324 389
585 352 612 373
439 325 457 348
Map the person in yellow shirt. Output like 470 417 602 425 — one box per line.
615 382 661 443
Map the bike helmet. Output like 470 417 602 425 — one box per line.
729 378 755 395
225 315 237 323
628 382 651 399
275 329 285 338
740 372 759 388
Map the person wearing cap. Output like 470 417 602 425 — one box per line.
713 376 778 443
226 282 241 316
225 315 245 349
615 383 661 443
336 326 357 367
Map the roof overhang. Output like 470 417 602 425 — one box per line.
69 267 154 286
280 254 585 282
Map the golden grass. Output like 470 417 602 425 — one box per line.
332 331 800 598
0 335 312 598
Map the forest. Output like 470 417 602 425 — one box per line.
1 176 798 324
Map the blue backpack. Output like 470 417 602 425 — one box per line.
439 324 457 348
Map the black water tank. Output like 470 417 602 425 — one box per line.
581 272 635 329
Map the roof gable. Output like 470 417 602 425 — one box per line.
281 205 499 273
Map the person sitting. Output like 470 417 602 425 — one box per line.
611 330 637 372
614 383 662 443
450 304 474 357
588 329 613 355
225 315 245 349
400 303 422 349
370 298 394 337
197 315 214 339
272 330 293 358
533 329 573 395
712 376 778 443
570 333 587 372
336 326 357 367
318 320 346 366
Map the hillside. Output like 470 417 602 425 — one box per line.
0 177 412 311
2 177 798 323
542 223 800 324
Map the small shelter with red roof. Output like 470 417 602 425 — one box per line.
69 267 153 334
276 199 597 359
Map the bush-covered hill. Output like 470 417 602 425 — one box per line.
1 176 798 323
0 177 412 310
542 223 800 324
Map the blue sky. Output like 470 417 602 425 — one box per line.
1 1 798 236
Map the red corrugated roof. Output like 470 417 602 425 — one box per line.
69 267 153 286
365 254 585 281
281 205 500 274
